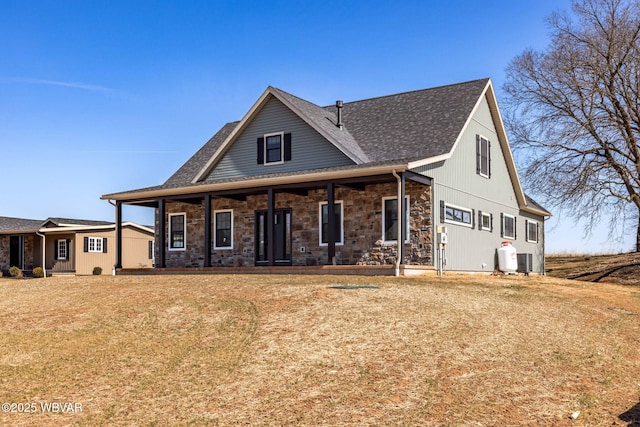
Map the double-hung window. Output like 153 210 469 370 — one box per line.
319 201 343 246
382 196 409 243
169 213 186 250
476 135 491 178
526 220 539 243
265 133 283 164
57 240 67 260
480 211 492 231
214 210 233 249
501 213 516 240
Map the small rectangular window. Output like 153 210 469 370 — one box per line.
319 201 343 246
57 240 67 260
477 135 490 178
444 203 473 228
526 220 539 243
169 213 186 250
214 210 233 249
88 237 103 253
502 214 516 240
264 132 283 164
481 212 492 231
383 196 410 243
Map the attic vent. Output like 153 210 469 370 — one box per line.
336 100 343 129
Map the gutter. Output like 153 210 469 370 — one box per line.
392 169 402 277
35 231 46 278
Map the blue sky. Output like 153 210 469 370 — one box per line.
1 0 632 253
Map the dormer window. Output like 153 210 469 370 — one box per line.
257 132 292 165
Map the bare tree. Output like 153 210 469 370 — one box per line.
503 0 640 252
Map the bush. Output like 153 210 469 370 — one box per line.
9 266 23 278
33 267 45 278
92 266 103 276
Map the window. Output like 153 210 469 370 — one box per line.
444 203 473 228
84 236 107 253
319 201 343 246
57 239 67 260
526 220 539 243
265 133 283 164
383 196 410 243
89 237 102 252
214 210 233 249
257 133 291 165
169 213 186 250
501 213 516 240
476 135 491 178
480 211 492 231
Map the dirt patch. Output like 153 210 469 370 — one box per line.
546 252 640 286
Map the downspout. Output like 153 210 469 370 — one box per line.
35 230 46 278
392 169 401 277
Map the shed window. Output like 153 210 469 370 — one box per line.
84 236 107 253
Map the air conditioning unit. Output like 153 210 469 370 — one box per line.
517 253 533 276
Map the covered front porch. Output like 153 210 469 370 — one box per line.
110 170 434 275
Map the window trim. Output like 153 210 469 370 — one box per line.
477 135 490 178
318 200 344 247
382 196 410 244
88 236 103 253
57 239 67 260
526 219 539 243
214 209 234 250
480 212 492 231
264 132 284 165
502 213 516 240
168 212 187 251
444 202 473 228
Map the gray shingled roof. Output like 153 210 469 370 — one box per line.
151 78 489 191
0 216 43 232
43 218 112 227
333 79 489 163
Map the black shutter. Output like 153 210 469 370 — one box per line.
284 133 292 161
500 213 504 237
103 238 108 253
490 213 494 232
536 222 540 243
54 240 59 259
525 220 529 241
514 218 517 240
478 210 483 231
148 240 153 259
440 200 445 223
66 239 71 260
488 140 492 178
471 209 475 229
257 137 264 164
84 237 89 252
476 135 481 175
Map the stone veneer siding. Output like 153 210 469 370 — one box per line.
0 235 37 272
155 181 432 268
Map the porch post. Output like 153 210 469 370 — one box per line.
204 194 211 267
115 201 123 269
399 172 406 264
327 182 336 264
267 188 275 266
158 199 166 268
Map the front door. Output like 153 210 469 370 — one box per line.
9 236 23 269
255 208 292 266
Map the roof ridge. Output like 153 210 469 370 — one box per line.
322 78 490 107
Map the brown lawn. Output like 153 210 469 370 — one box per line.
0 273 639 426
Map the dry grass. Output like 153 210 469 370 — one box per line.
1 273 639 426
